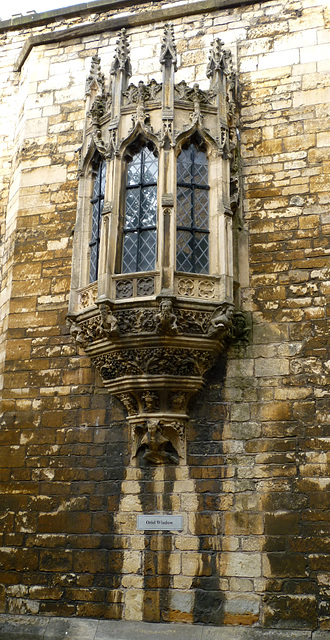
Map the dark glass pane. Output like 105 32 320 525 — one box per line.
177 186 192 227
123 146 158 274
89 159 106 283
195 232 209 273
194 149 208 186
177 148 192 183
100 160 106 194
138 230 156 271
127 154 141 186
143 148 158 184
122 232 138 273
92 168 101 199
140 186 157 226
91 201 100 240
194 188 209 228
125 188 139 229
89 244 98 283
176 144 209 275
176 230 193 272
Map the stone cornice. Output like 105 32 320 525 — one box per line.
11 0 264 72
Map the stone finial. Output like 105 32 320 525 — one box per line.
160 22 177 70
110 28 132 77
85 54 105 96
206 39 225 80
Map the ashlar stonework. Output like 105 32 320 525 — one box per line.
0 0 329 631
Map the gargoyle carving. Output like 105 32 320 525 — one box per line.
99 304 118 338
208 303 234 339
68 319 87 347
135 418 184 465
155 299 178 335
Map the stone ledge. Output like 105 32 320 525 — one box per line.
0 0 263 32
7 0 262 71
0 616 329 640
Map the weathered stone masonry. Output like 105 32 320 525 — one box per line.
0 0 329 629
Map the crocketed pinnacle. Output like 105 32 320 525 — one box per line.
111 28 132 77
160 22 177 70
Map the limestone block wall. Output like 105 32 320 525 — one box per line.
0 0 329 629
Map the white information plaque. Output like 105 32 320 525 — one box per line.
137 515 183 531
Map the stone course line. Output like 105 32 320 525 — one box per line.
1 616 330 640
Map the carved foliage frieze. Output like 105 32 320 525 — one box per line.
93 346 216 381
123 79 162 107
68 303 248 359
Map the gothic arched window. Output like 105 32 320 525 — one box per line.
176 144 209 274
122 145 158 273
89 157 106 283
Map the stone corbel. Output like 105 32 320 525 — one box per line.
132 418 185 465
99 303 118 339
207 302 234 340
155 299 178 335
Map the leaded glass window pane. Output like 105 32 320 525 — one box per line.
194 189 209 228
122 146 158 274
125 189 139 229
123 232 138 274
127 154 141 186
139 230 157 271
195 232 209 274
177 230 193 273
176 144 209 274
143 150 158 184
89 159 106 283
177 187 192 227
140 187 157 226
194 150 209 186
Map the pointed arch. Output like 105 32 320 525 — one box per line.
119 121 159 160
174 123 219 159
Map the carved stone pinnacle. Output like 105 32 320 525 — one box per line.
111 28 132 77
160 23 177 70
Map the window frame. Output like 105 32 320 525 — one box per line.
176 142 210 275
89 156 106 283
121 143 159 274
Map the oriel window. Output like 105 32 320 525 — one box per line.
122 146 158 273
89 158 106 283
176 144 209 274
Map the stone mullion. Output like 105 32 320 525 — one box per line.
159 147 175 293
107 155 123 292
